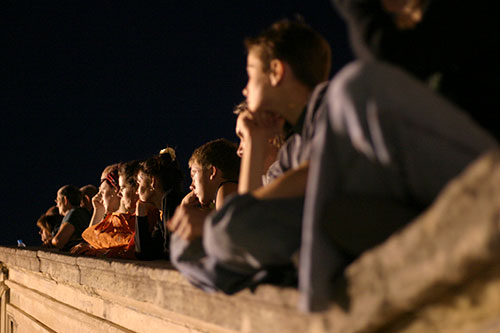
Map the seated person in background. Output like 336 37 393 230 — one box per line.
234 101 284 192
189 138 240 210
168 138 240 242
135 147 183 260
169 19 332 292
36 210 63 245
80 184 98 214
72 161 140 258
88 164 121 227
45 185 91 250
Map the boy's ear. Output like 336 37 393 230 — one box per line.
209 166 217 180
269 59 285 86
151 176 157 189
63 196 69 206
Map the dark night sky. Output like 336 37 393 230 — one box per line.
1 1 353 246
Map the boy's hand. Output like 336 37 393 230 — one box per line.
167 205 210 241
181 191 200 207
240 110 284 144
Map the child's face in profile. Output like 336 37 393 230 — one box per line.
189 161 214 206
242 49 272 114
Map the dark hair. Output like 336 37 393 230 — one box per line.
58 185 82 206
189 139 240 181
119 160 141 189
140 147 183 193
37 213 63 232
45 205 60 216
233 100 249 115
244 19 331 89
80 184 98 199
100 164 119 180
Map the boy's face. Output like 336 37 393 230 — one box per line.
189 161 214 206
242 49 273 114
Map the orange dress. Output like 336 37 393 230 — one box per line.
72 209 160 259
82 212 135 248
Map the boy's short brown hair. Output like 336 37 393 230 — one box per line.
189 139 240 181
244 19 331 89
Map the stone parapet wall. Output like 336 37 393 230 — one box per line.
2 150 500 332
0 247 328 333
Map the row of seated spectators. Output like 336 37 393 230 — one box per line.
36 98 282 256
34 0 499 312
36 127 262 259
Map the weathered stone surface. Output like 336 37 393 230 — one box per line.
0 247 39 272
322 149 500 332
1 247 324 332
38 249 80 284
7 280 131 333
5 305 52 333
384 263 500 333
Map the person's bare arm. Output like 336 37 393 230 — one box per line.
89 192 105 226
238 111 284 194
252 161 309 200
238 136 269 194
51 222 75 249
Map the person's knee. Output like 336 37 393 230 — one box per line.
203 195 260 266
203 215 238 263
204 195 304 271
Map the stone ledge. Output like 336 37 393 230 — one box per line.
321 149 500 332
0 248 314 332
0 247 39 272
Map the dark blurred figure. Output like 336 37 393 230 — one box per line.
332 0 500 138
